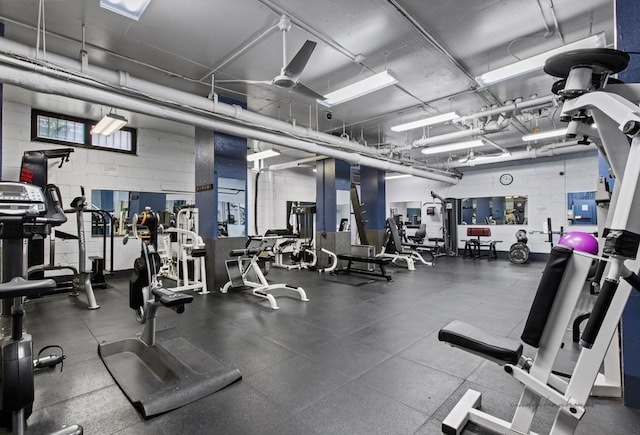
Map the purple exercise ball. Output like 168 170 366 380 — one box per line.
558 231 599 255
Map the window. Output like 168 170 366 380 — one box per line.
32 109 136 154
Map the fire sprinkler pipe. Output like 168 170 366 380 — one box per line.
0 62 460 183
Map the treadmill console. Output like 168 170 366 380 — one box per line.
0 182 46 215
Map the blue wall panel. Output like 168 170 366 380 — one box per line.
616 0 640 408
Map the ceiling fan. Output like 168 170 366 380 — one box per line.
217 15 325 100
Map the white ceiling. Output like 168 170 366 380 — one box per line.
0 0 614 166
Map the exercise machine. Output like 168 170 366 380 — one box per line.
437 48 640 435
63 188 99 309
378 217 435 269
429 191 458 256
0 181 82 434
19 148 73 280
98 207 241 418
157 207 209 294
220 236 309 310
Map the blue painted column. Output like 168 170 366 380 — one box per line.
316 159 351 262
359 165 386 249
194 98 248 287
617 0 640 408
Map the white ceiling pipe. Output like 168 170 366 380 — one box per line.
0 52 457 181
0 63 459 184
392 95 557 153
267 156 329 171
454 95 556 124
0 37 387 157
451 143 595 168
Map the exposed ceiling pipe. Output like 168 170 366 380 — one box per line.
394 128 485 153
391 95 556 152
0 37 389 158
454 94 556 124
268 155 328 171
451 143 594 168
198 20 281 81
0 62 460 183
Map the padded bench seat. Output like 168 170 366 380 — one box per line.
335 254 393 281
438 320 523 366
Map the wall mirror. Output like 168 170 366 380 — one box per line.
390 201 422 227
91 189 195 236
459 195 528 225
567 191 597 226
217 177 246 237
336 190 350 231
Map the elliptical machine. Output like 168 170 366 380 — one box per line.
0 181 82 434
99 207 241 418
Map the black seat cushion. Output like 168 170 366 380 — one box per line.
438 320 523 365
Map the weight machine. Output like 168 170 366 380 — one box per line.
438 48 640 435
221 236 309 310
157 207 208 294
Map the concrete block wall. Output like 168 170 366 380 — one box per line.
2 100 195 271
250 169 316 236
386 151 599 254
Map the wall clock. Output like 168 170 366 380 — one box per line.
500 173 514 185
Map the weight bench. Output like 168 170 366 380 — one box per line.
463 227 500 260
334 254 393 281
379 217 435 268
220 237 309 309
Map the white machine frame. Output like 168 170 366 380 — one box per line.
440 53 640 435
158 207 208 294
220 237 309 310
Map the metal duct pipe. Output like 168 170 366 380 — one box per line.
454 95 556 124
393 95 557 153
452 143 594 168
0 37 387 157
0 63 460 183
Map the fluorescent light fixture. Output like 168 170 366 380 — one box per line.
475 33 606 86
421 139 485 156
522 128 568 141
320 70 398 106
100 0 152 20
385 174 413 180
247 149 280 162
91 113 128 136
391 112 460 132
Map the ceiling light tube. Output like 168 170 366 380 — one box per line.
475 32 606 86
391 111 460 132
247 149 280 161
91 113 128 136
100 0 152 20
421 139 485 156
320 70 398 106
522 128 568 141
385 174 413 180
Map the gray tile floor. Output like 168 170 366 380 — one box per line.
11 256 640 434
